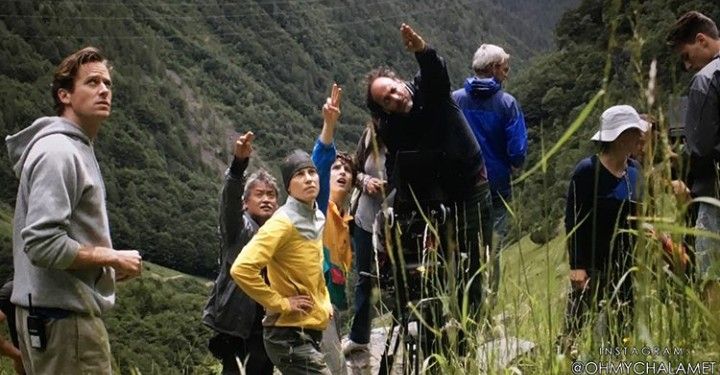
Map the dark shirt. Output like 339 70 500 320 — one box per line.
377 46 487 203
565 155 640 273
202 157 264 339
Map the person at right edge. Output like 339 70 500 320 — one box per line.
667 10 720 312
0 279 23 374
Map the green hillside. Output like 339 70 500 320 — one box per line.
0 261 215 374
0 0 578 278
0 204 12 283
0 203 213 374
104 262 216 375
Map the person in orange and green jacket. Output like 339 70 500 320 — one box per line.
312 83 357 375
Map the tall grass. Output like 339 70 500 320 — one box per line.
370 2 720 373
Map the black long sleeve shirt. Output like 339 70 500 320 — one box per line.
377 47 487 203
565 155 640 273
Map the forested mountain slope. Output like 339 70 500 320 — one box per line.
0 0 577 278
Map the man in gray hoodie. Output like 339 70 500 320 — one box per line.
5 46 142 374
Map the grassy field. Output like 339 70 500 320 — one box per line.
0 200 569 374
395 224 720 374
1 191 719 375
495 234 568 352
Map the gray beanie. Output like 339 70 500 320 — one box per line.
281 149 315 191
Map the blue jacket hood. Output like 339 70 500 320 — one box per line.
453 77 528 198
464 77 501 99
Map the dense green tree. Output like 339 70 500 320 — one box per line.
508 0 720 243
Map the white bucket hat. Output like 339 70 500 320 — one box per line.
591 105 650 142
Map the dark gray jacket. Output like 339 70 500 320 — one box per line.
202 158 263 338
685 54 720 198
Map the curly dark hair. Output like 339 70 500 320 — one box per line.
335 151 358 186
365 66 400 117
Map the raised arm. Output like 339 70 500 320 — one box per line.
400 23 450 98
318 83 342 145
219 132 254 256
313 83 342 214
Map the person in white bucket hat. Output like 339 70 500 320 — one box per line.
560 104 646 350
590 104 650 142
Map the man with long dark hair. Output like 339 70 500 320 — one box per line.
365 24 493 318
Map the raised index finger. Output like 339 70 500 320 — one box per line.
328 83 335 102
241 131 255 141
245 131 255 143
330 83 339 104
334 86 343 107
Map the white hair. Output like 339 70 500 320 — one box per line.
471 44 510 74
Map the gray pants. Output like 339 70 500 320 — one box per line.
321 308 347 375
264 326 331 375
695 202 720 281
15 306 112 375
